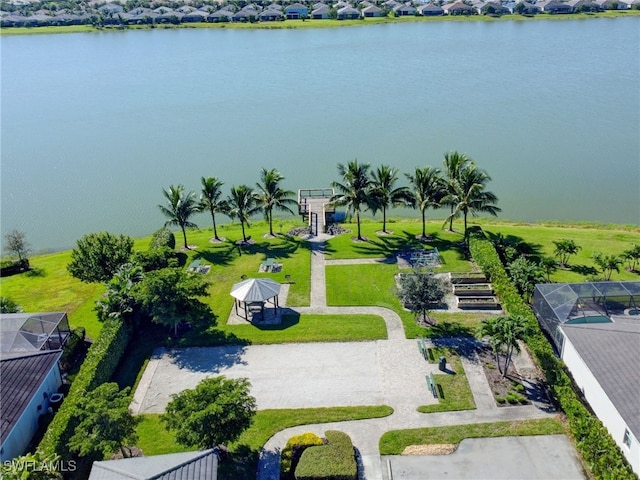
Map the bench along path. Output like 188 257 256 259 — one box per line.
256 234 557 480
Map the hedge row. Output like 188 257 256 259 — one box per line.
295 431 357 480
38 318 131 460
281 432 324 479
468 226 636 479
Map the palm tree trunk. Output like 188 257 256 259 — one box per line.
503 347 512 377
449 204 454 231
268 210 274 236
421 209 426 238
211 213 219 240
356 212 362 240
181 226 188 249
383 207 387 233
463 210 469 242
241 220 247 242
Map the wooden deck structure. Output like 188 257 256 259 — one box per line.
298 188 335 235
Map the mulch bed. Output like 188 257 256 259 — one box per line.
477 346 530 407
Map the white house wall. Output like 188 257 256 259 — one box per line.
1 365 62 461
561 332 640 475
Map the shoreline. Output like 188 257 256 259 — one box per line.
27 217 640 256
2 10 638 36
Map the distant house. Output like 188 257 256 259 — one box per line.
182 10 207 22
537 0 573 12
233 8 260 21
0 351 63 461
418 3 445 14
89 449 219 480
533 281 640 476
99 3 123 14
208 10 233 22
566 0 602 10
312 3 330 18
513 1 542 13
156 10 184 23
267 3 284 10
337 5 361 18
478 1 510 13
285 2 309 18
443 0 475 13
259 8 285 20
595 0 631 8
362 4 383 16
394 3 417 14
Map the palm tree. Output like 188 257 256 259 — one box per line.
330 160 372 241
199 176 229 242
158 185 200 249
445 164 501 242
499 314 530 377
255 168 297 237
228 185 259 243
405 166 445 240
369 165 411 234
442 151 473 232
478 317 505 374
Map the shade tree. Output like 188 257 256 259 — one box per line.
67 232 134 283
3 229 31 263
396 268 448 325
162 376 256 449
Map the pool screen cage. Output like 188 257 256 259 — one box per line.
533 281 640 351
0 312 71 356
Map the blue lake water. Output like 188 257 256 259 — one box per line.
1 18 639 251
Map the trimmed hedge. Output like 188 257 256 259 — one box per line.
38 318 131 460
281 432 324 479
59 327 86 371
295 431 357 480
468 227 636 480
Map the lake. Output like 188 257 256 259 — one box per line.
1 18 639 251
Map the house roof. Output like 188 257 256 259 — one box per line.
561 316 640 438
88 449 219 480
0 350 62 445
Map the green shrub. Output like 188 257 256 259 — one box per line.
496 397 506 404
133 247 179 272
468 227 636 479
150 227 176 250
515 383 525 393
294 431 357 480
59 327 86 371
38 318 131 460
280 432 324 479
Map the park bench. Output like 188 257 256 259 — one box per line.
426 372 438 398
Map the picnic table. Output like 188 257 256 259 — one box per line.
260 258 276 272
187 259 201 272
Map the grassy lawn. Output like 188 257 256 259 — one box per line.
137 405 394 479
480 222 640 283
379 417 567 455
418 347 475 413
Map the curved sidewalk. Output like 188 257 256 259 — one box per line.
256 235 558 480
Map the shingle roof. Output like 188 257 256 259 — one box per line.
88 449 219 480
561 317 640 438
0 350 62 444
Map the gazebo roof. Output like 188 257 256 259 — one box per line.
230 278 281 303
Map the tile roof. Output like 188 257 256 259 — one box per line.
88 449 219 480
561 317 640 438
0 350 62 444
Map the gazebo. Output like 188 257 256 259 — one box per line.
230 278 281 320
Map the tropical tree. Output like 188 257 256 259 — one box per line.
255 168 297 237
405 166 445 240
228 185 260 243
623 243 640 272
369 165 411 234
68 383 140 459
0 451 63 480
592 252 623 281
552 239 581 268
444 164 501 242
200 176 229 242
330 160 372 241
67 232 134 283
95 262 143 324
507 256 545 303
479 315 530 377
162 376 256 449
3 229 31 263
396 268 448 325
0 297 22 313
133 267 212 336
158 185 200 250
442 151 472 231
540 256 557 282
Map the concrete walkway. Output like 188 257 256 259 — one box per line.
254 234 560 480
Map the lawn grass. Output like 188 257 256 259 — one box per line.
480 222 640 283
418 347 476 413
137 405 394 478
379 417 566 455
